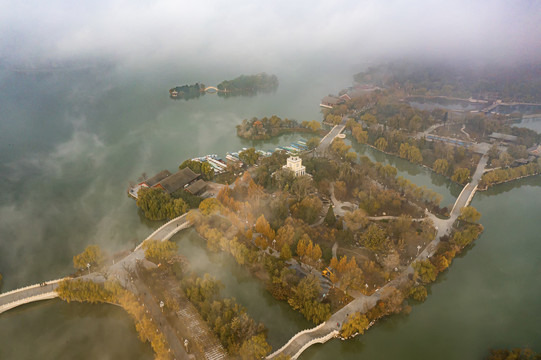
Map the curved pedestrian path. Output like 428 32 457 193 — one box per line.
0 213 192 315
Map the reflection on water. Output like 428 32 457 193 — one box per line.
407 97 485 112
346 137 459 208
513 117 541 133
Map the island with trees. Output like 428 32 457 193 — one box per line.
217 72 278 95
169 83 205 100
236 115 323 140
169 73 278 100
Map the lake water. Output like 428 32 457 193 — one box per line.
0 64 540 359
408 98 485 112
513 116 541 133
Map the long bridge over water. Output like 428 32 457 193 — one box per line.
0 214 191 315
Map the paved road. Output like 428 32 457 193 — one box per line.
0 282 60 314
450 154 488 222
316 116 347 155
133 279 191 360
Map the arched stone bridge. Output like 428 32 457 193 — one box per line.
204 86 221 93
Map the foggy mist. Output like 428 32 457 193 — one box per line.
1 0 540 70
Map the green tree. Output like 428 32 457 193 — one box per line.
408 115 422 132
452 224 483 248
452 168 471 184
73 245 105 270
276 224 296 248
137 187 188 220
340 312 369 338
408 285 428 302
280 244 292 260
374 137 388 152
307 120 321 132
199 198 221 215
296 234 311 258
143 240 178 264
433 158 450 176
290 196 323 224
459 206 481 223
334 181 347 200
239 334 271 360
307 137 320 150
239 147 260 165
345 151 358 163
179 159 214 180
499 152 513 167
413 260 438 284
399 143 423 163
255 214 275 240
361 224 388 252
330 138 351 157
360 113 378 125
288 275 330 323
487 143 500 162
343 209 368 231
324 206 336 227
352 127 368 144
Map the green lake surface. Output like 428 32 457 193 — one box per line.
0 64 539 359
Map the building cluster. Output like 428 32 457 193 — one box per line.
129 167 207 199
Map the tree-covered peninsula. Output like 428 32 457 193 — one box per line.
218 72 278 93
169 83 205 100
236 115 322 140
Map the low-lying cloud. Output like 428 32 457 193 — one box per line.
1 0 540 69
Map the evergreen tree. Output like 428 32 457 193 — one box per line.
324 206 336 227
